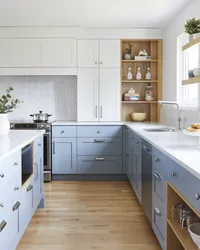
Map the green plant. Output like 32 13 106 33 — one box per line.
125 43 134 54
0 87 23 113
184 17 200 35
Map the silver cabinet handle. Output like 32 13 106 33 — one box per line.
52 141 56 154
94 139 105 143
95 157 104 161
100 106 103 118
171 172 176 178
14 187 19 191
38 143 41 146
0 203 4 208
95 61 98 64
154 207 161 216
60 130 65 134
196 193 200 200
154 173 160 179
14 162 18 166
0 220 7 232
100 61 103 64
143 145 150 153
35 163 39 181
0 173 4 178
95 106 98 118
27 184 33 192
154 157 159 162
97 131 100 134
12 201 21 211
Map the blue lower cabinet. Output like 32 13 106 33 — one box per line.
153 166 165 202
77 156 122 174
77 126 122 138
52 138 77 174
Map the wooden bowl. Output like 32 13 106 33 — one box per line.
131 113 147 122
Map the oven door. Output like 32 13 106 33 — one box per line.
43 132 51 182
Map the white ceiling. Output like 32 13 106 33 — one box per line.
0 0 192 28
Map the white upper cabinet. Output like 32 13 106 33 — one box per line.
78 40 98 68
99 40 120 67
99 68 120 121
42 38 77 67
0 39 42 67
78 68 99 121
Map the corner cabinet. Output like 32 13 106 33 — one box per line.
78 39 120 122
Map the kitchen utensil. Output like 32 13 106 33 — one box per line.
188 223 200 249
193 68 200 77
131 113 147 122
29 111 52 122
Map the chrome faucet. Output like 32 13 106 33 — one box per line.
158 101 181 130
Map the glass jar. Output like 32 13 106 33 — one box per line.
136 65 142 80
145 86 154 101
127 66 133 80
146 65 151 80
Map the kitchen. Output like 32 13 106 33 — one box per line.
0 0 200 249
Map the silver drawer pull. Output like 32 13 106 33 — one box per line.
95 158 104 161
196 193 200 200
154 157 159 162
0 203 4 208
94 139 105 143
136 140 139 144
0 220 7 232
60 130 65 134
171 172 176 178
27 184 33 192
0 173 4 178
154 207 161 216
14 162 18 166
154 173 160 179
97 131 100 134
38 143 41 146
14 187 19 191
12 201 21 211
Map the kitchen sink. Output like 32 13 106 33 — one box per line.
143 128 177 132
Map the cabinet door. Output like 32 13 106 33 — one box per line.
78 40 98 67
52 138 77 174
134 151 142 202
42 38 77 67
0 39 42 67
33 153 41 210
99 68 120 121
99 40 120 67
78 68 98 121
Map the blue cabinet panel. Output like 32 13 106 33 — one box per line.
77 126 122 138
52 126 77 138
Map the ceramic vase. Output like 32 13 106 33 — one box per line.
0 114 10 136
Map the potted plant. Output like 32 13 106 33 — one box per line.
124 43 134 60
185 17 200 41
0 87 22 135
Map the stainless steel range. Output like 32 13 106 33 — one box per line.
10 121 53 182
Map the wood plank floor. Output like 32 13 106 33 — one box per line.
17 181 161 250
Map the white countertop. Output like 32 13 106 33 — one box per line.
52 120 200 179
0 130 45 163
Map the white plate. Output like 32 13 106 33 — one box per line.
183 130 200 137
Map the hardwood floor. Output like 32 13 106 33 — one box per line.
17 181 161 250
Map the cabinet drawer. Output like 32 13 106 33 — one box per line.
152 147 169 176
0 201 20 250
0 169 21 218
152 192 166 249
0 151 21 192
52 126 77 138
153 166 166 202
77 156 122 174
77 126 122 138
78 138 122 156
34 136 42 156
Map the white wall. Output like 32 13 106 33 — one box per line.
162 0 200 128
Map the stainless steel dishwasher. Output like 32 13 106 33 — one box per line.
141 139 152 225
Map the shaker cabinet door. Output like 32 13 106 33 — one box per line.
99 40 120 67
78 40 98 67
78 68 99 121
99 68 120 121
52 138 77 174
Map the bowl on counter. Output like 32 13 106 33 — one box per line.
188 223 200 249
131 112 147 122
193 68 200 77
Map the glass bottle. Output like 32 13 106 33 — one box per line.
127 66 133 80
146 65 151 80
136 65 142 80
145 86 154 101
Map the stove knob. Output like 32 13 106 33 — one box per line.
10 124 14 129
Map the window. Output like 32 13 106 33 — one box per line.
177 34 200 108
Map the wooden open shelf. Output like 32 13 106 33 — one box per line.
182 76 200 85
182 36 200 51
120 39 162 122
167 182 200 250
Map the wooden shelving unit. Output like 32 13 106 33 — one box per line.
120 39 162 122
182 36 200 51
182 76 200 85
167 182 200 250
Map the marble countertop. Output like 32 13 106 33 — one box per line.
0 130 45 163
52 120 200 179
